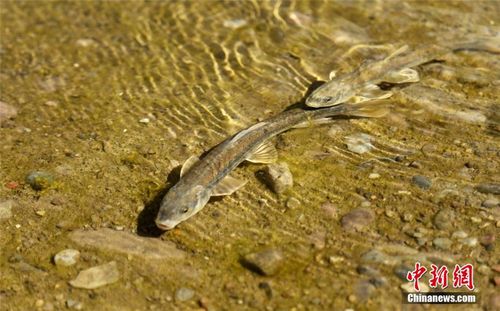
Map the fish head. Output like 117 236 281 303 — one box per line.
305 81 353 108
155 184 211 230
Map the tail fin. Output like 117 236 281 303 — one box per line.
345 100 391 118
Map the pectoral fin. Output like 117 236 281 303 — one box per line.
246 140 278 164
180 155 199 177
382 67 419 83
349 84 393 103
212 175 247 196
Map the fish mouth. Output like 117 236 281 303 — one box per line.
155 219 179 230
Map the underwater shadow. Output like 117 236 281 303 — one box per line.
136 166 182 237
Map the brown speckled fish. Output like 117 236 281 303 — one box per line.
155 101 387 230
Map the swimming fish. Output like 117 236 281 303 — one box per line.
155 101 388 230
306 38 500 108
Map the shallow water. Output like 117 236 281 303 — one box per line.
1 1 499 310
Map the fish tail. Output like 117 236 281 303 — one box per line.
344 99 391 118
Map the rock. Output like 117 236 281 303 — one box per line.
361 249 397 265
482 197 499 208
345 133 373 154
400 282 429 293
433 209 455 230
341 208 375 232
0 200 13 220
480 233 495 248
475 183 500 195
286 197 301 209
461 237 478 247
69 228 186 260
69 261 119 289
66 299 83 310
0 101 17 125
259 163 293 194
175 287 195 302
412 175 431 190
320 202 338 219
25 171 55 191
394 265 413 281
368 173 380 179
242 249 284 276
433 237 452 250
54 249 80 267
451 230 468 239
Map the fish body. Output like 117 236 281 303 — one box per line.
156 102 386 230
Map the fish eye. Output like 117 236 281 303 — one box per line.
323 96 333 103
181 207 189 214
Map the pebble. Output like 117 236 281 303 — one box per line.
480 233 495 248
25 171 55 191
175 287 195 302
361 249 397 266
433 237 452 250
341 208 375 232
139 117 150 124
320 202 338 219
451 230 468 239
54 249 80 267
0 101 17 125
400 282 429 293
286 197 301 209
433 209 455 230
69 261 119 289
259 162 293 194
345 133 374 154
69 228 186 260
0 200 13 220
66 299 83 310
482 197 499 208
223 18 247 29
461 237 478 247
475 183 500 195
242 249 284 276
412 175 432 190
368 173 380 179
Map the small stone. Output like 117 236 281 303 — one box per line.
400 282 429 293
482 198 499 208
69 261 119 289
139 117 150 124
475 183 500 195
69 228 186 260
320 202 338 219
0 101 17 125
0 200 13 220
259 162 293 194
54 249 80 267
402 212 413 222
66 299 83 310
451 231 468 239
223 18 247 29
480 234 495 248
412 175 432 190
44 100 59 107
408 161 422 169
242 249 284 276
35 299 44 307
258 281 273 299
345 133 373 154
341 208 375 232
76 38 97 47
361 249 397 265
25 171 55 191
35 210 46 217
462 237 478 247
175 287 195 302
394 265 412 281
433 209 455 230
368 173 380 179
433 237 452 250
286 197 300 209
309 231 326 250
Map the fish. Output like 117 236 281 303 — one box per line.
155 101 388 230
305 38 500 108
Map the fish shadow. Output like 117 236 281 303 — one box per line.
136 166 182 237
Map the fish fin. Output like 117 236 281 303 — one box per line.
231 122 267 143
246 140 278 163
382 67 420 83
212 175 247 196
346 100 391 118
349 84 393 103
386 45 409 60
180 155 199 177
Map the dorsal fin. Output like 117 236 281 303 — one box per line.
212 175 247 196
231 122 267 143
349 84 393 104
246 140 278 164
180 155 199 177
